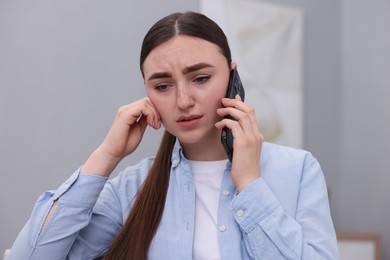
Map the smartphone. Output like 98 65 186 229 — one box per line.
221 69 245 162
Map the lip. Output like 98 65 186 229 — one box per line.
176 114 203 128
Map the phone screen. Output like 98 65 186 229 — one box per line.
221 69 245 162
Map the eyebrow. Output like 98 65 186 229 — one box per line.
182 63 214 74
147 72 172 81
147 63 215 81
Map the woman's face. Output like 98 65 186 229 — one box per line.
143 35 230 147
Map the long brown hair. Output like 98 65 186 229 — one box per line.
105 12 232 260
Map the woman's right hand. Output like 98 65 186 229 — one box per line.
81 97 161 177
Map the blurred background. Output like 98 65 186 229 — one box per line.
0 0 389 258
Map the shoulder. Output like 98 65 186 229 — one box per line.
121 156 156 177
95 156 156 217
262 141 311 156
259 143 325 214
261 142 316 168
260 142 323 191
106 156 156 194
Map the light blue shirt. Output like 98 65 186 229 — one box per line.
8 141 339 259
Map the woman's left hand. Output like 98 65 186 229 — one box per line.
215 95 264 193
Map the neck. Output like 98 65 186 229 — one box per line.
181 138 227 161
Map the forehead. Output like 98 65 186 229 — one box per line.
143 36 226 74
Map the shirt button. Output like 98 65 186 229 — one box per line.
172 159 178 166
63 182 70 189
237 209 245 217
223 189 230 196
219 225 227 232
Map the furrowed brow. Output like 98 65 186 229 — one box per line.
182 63 214 74
147 63 214 81
147 72 172 81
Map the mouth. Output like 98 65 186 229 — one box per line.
177 114 203 122
177 114 203 127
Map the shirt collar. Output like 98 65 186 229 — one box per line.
170 139 232 169
171 139 184 168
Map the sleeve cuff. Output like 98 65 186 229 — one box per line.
52 168 108 207
231 177 281 233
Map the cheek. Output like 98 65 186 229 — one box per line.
214 83 228 106
218 74 229 97
212 82 228 115
205 90 226 117
147 95 169 121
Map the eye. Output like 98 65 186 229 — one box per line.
155 83 171 92
193 75 211 84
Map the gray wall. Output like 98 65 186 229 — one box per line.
0 0 197 254
265 2 390 259
338 0 390 251
1 0 389 258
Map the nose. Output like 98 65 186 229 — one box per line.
176 83 195 109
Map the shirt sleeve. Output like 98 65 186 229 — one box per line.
231 153 339 259
7 169 109 260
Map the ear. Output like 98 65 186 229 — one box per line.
231 62 237 70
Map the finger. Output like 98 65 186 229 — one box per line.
217 107 253 134
218 119 249 149
136 114 149 133
118 98 161 129
249 112 260 137
216 108 263 152
220 97 245 113
141 98 161 129
220 98 259 134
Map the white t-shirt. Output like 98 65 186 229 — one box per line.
188 159 228 260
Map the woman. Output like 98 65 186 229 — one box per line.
7 12 338 259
